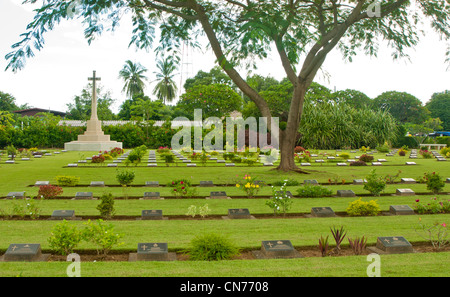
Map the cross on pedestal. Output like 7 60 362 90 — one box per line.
88 71 101 120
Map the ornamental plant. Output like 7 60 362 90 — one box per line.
363 170 386 196
55 176 80 187
423 172 445 194
419 149 433 159
170 179 196 198
266 183 293 216
91 154 105 164
346 198 380 217
235 174 261 198
96 193 115 219
47 220 83 255
189 233 239 261
38 185 63 199
414 219 449 250
414 198 450 214
81 219 124 256
359 154 374 163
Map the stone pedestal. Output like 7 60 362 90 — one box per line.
64 119 122 151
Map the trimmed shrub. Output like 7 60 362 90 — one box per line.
350 160 367 166
359 154 374 162
55 176 80 187
296 184 333 198
189 233 239 261
346 198 380 216
47 220 82 255
424 172 445 194
363 170 386 196
38 185 63 199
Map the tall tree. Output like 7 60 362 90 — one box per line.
5 0 450 171
152 56 178 104
118 60 148 99
426 91 450 131
372 91 430 124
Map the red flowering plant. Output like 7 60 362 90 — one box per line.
168 179 197 198
38 185 63 199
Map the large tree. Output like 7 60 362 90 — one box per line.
152 56 179 104
426 90 450 131
5 0 450 171
118 60 149 99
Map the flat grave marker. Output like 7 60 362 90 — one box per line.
74 192 94 200
140 210 166 220
143 192 163 200
336 190 356 197
401 178 416 184
0 244 50 262
253 240 303 259
389 205 415 216
304 179 319 185
50 210 79 220
225 208 254 220
396 188 415 196
368 236 414 254
353 179 367 185
310 207 336 217
208 191 229 199
129 243 176 261
90 181 105 187
34 181 50 187
6 192 25 199
145 181 159 187
199 181 214 187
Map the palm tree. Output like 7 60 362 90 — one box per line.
152 56 178 104
118 60 148 99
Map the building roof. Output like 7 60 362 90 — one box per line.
13 108 67 117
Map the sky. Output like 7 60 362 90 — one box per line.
0 0 449 114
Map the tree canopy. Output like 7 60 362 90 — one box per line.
5 0 450 171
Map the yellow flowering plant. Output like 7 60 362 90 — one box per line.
235 174 261 198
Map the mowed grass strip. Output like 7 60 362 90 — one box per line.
0 250 449 277
0 214 448 251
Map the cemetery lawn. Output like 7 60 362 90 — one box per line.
0 149 449 277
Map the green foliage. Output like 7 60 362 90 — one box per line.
295 184 333 198
96 193 116 219
414 198 450 214
189 233 239 261
126 145 147 165
272 179 300 187
177 84 243 119
37 185 63 199
424 172 445 194
414 219 449 250
426 91 450 131
47 220 83 256
55 176 80 187
170 179 197 198
116 169 135 187
81 219 123 256
161 153 175 166
235 174 261 198
266 184 293 216
376 142 390 153
363 170 386 196
346 198 381 217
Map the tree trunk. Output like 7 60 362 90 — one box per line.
276 80 308 172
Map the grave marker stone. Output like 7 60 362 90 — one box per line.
336 190 356 197
141 210 164 220
6 192 25 199
304 180 319 185
353 179 367 185
133 243 174 261
311 207 335 217
1 243 50 262
34 181 50 187
396 189 415 196
389 205 415 216
369 236 414 254
401 178 416 184
90 181 105 187
227 208 253 219
145 181 159 187
74 192 94 200
50 210 78 220
199 181 214 187
257 240 303 259
143 192 162 200
209 191 228 199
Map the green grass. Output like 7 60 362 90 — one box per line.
0 148 449 277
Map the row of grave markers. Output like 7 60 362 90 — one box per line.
7 203 417 221
0 235 415 262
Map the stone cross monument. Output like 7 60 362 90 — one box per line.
64 71 123 151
